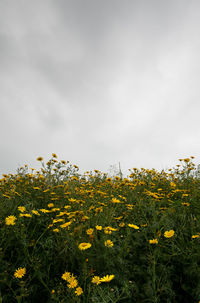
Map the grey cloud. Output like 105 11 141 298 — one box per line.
1 0 200 177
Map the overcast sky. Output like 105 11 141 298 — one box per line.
1 0 200 177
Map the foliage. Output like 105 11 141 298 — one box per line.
0 155 200 302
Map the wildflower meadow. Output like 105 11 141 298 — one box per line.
1 154 200 302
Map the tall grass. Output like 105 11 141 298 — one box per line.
1 155 200 302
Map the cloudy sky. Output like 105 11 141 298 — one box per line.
1 0 200 177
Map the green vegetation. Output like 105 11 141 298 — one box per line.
1 154 200 302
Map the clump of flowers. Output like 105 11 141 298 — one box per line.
2 155 199 302
62 272 83 296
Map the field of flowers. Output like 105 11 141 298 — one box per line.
1 154 200 302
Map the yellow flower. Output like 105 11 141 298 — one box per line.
114 216 123 220
119 222 125 227
111 198 121 203
53 219 64 223
57 212 67 217
18 206 26 212
81 215 89 221
2 194 11 199
149 239 158 244
53 228 59 232
51 207 61 212
157 230 161 237
60 221 72 228
43 189 50 193
48 203 54 208
95 207 103 213
5 215 17 225
52 153 58 158
37 157 43 161
51 289 55 294
86 228 94 235
19 213 32 218
104 240 114 247
192 235 200 239
67 277 78 288
100 275 115 283
14 267 26 278
104 226 118 234
69 198 77 203
91 276 101 285
128 224 139 229
95 225 102 230
75 286 83 296
62 271 71 281
164 230 175 238
32 210 40 216
78 243 92 250
126 204 134 210
109 227 118 231
39 209 50 213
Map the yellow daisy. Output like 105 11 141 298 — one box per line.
100 275 115 282
86 228 94 235
14 267 26 278
95 225 102 231
104 240 114 247
91 276 101 285
164 230 175 238
149 239 158 244
75 286 83 296
67 277 78 288
5 215 17 226
128 224 139 229
78 243 92 250
62 271 71 281
37 157 43 161
18 206 26 212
